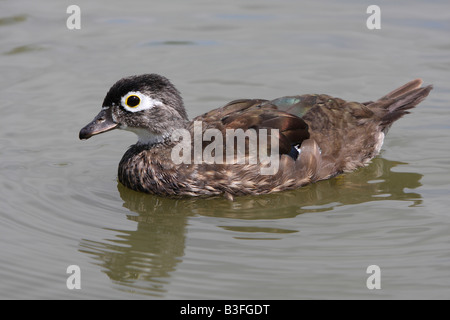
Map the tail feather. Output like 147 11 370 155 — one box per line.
367 79 433 130
380 78 424 100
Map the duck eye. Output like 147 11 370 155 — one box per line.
121 91 163 112
125 95 141 108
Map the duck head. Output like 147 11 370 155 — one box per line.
79 74 189 145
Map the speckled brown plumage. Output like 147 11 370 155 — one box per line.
80 75 432 200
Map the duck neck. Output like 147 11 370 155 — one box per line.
128 118 190 147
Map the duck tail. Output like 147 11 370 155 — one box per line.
367 79 433 131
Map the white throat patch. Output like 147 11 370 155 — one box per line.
123 127 168 145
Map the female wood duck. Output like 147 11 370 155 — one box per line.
79 74 432 200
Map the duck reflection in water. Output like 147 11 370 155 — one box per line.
78 157 422 296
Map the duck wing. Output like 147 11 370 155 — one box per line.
193 98 310 157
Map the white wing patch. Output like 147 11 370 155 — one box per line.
374 132 385 155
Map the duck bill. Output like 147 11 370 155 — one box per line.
79 108 118 140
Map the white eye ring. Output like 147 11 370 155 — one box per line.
121 91 163 113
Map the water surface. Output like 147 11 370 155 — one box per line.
1 0 449 299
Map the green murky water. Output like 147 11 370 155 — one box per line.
1 0 449 299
